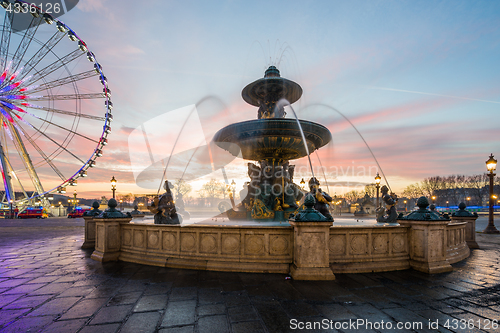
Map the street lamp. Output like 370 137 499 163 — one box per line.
300 178 305 190
431 195 436 205
72 190 77 210
231 179 236 197
110 176 117 199
403 200 407 212
120 199 123 211
484 153 499 234
375 173 381 207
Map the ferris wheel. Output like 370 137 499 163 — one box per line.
0 1 112 208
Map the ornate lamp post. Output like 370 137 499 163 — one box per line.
300 178 305 190
110 176 117 199
72 190 77 210
9 199 13 219
431 195 436 206
231 179 236 197
403 200 407 212
484 153 499 234
375 173 381 207
119 199 123 211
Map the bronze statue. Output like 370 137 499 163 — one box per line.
148 180 181 224
376 185 398 223
308 177 333 220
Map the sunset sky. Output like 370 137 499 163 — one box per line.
16 0 500 199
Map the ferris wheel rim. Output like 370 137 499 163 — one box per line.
0 0 112 205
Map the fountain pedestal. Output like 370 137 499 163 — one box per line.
81 216 96 249
451 203 479 249
90 199 132 262
289 220 335 280
397 219 453 273
288 194 335 280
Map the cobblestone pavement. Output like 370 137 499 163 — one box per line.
0 217 499 333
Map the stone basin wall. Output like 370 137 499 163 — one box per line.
119 223 293 274
329 226 410 273
88 218 472 279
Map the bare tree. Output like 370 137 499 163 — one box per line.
174 179 192 197
344 190 362 204
402 183 424 199
466 174 488 206
198 179 224 203
364 184 376 198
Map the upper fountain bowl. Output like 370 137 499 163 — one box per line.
212 118 332 162
241 66 303 107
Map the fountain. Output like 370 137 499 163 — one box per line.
87 66 472 280
213 66 332 221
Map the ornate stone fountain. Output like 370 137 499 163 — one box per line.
213 66 332 221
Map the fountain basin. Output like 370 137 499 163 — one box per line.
89 216 469 276
213 118 332 161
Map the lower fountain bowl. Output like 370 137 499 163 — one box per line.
212 118 332 161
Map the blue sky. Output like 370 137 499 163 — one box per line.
48 0 500 197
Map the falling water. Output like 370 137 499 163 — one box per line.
302 103 392 192
277 99 316 180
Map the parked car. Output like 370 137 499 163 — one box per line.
67 207 91 218
17 207 48 219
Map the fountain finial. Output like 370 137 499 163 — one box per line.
264 66 280 78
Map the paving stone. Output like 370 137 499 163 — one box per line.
2 283 47 295
252 298 291 332
3 295 52 309
197 314 229 333
0 279 31 289
27 296 81 316
227 305 259 322
79 323 120 333
108 291 143 305
0 294 22 308
40 318 87 333
133 294 168 312
90 304 133 324
30 282 73 295
121 311 161 333
158 325 194 333
2 314 54 332
161 300 196 327
143 282 173 295
0 308 31 328
198 288 224 304
56 285 96 297
59 297 108 319
198 303 226 317
316 303 357 321
169 287 197 301
231 321 266 333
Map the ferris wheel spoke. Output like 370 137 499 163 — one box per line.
29 123 86 165
18 30 65 80
24 49 84 86
0 13 12 73
21 112 99 143
15 121 66 181
19 105 105 121
10 15 42 74
2 144 30 201
23 70 98 94
25 92 104 101
6 121 45 196
0 139 15 201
